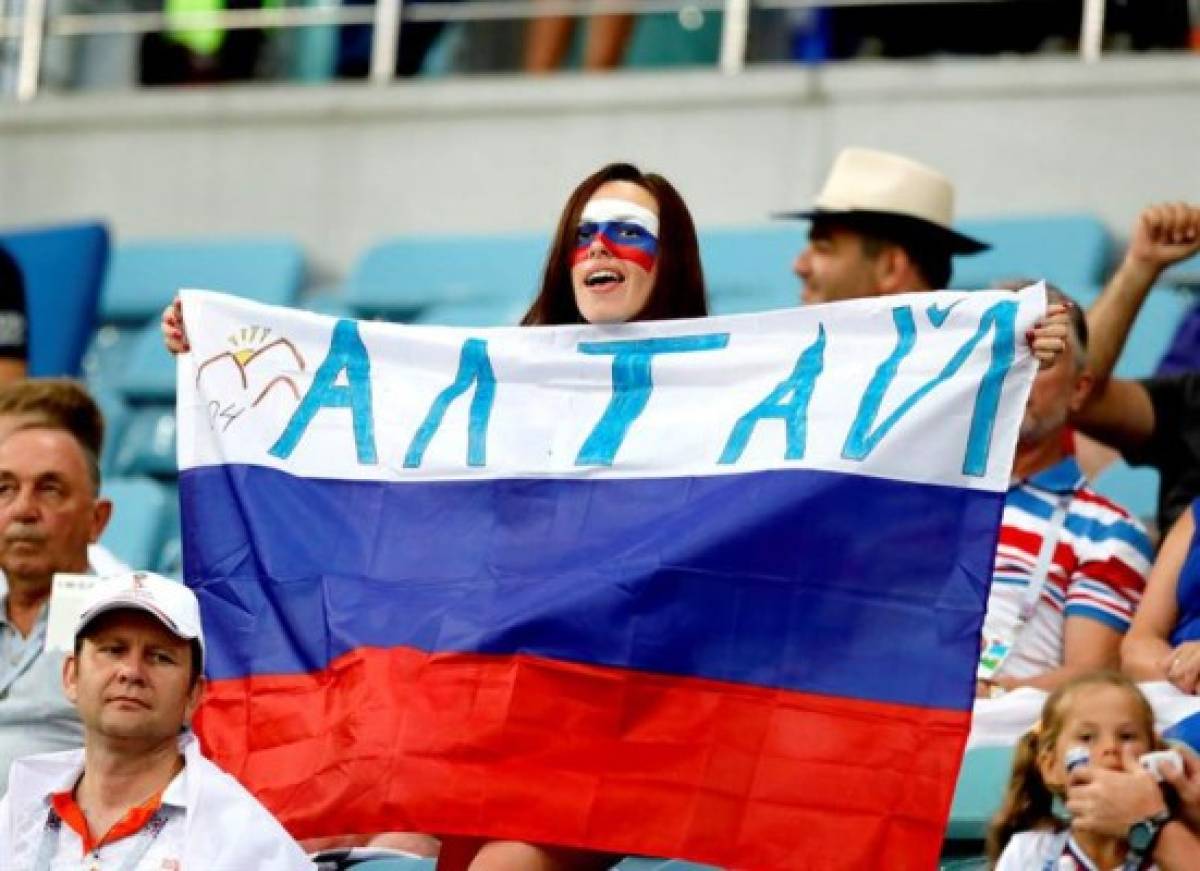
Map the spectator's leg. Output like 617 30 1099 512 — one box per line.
524 10 575 72
582 14 633 69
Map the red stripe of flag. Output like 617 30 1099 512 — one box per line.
196 646 969 869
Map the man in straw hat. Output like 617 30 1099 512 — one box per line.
779 146 989 305
0 570 314 869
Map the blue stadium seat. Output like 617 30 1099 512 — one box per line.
1112 285 1191 380
92 387 131 476
411 298 527 327
0 221 109 376
1092 462 1160 524
83 324 142 396
1162 250 1200 291
951 214 1113 292
613 861 718 870
99 476 171 570
945 745 1016 841
116 321 179 404
699 226 803 315
939 858 988 870
344 233 548 320
154 485 183 578
302 292 358 320
310 851 436 871
101 237 306 324
109 406 177 479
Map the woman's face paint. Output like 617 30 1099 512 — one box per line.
570 198 660 271
570 182 661 325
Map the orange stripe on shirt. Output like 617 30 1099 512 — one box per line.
50 786 165 856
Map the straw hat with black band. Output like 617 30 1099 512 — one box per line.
777 147 990 256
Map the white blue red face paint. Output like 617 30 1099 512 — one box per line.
571 198 660 272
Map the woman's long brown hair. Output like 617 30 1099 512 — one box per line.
521 163 708 326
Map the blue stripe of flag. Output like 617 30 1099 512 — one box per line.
181 463 1004 713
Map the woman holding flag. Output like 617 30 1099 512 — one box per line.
161 162 709 869
439 163 710 870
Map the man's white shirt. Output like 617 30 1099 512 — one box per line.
0 733 314 870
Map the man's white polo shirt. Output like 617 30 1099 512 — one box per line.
0 733 314 870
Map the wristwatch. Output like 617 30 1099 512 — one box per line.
1127 807 1171 861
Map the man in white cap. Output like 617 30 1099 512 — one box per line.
0 570 314 870
779 146 989 305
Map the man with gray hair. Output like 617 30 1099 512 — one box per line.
976 286 1153 698
0 380 114 793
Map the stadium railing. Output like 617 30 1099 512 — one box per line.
0 0 1115 101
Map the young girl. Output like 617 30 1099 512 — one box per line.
988 671 1167 869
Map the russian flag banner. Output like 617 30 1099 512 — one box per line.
177 286 1044 869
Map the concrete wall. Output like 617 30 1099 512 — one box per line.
0 54 1197 284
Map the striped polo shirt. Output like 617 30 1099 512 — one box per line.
983 456 1154 680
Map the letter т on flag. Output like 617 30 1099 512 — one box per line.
177 286 1045 869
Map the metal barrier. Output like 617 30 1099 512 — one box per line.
0 0 1110 102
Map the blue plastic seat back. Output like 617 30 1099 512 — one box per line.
614 860 719 870
699 226 803 315
346 233 548 320
1162 250 1200 290
951 214 1113 292
109 405 177 479
1112 286 1191 380
153 485 182 578
92 387 131 477
83 324 143 397
99 476 171 570
939 858 989 870
0 221 109 376
945 744 1016 841
310 852 436 871
101 237 306 324
1091 462 1160 525
411 297 527 327
117 321 180 405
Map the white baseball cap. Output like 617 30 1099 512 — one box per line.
74 571 205 669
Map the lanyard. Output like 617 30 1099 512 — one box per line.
32 804 177 871
1017 493 1072 626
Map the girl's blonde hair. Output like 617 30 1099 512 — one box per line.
985 671 1161 863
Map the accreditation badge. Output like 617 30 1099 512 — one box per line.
976 632 1015 681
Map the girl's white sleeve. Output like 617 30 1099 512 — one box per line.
996 830 1055 870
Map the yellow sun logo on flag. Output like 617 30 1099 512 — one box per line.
228 325 275 366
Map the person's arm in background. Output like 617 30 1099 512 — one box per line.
1075 205 1200 453
1122 507 1194 684
990 617 1123 694
0 245 27 384
1088 203 1200 387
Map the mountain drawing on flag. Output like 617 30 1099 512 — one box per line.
194 325 307 430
